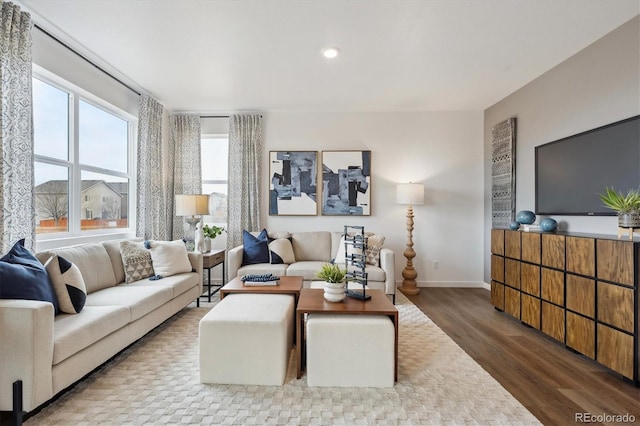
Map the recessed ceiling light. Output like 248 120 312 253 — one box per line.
322 47 340 59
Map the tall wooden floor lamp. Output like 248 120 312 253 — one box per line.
397 183 424 295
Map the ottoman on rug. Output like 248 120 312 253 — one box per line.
306 313 394 387
199 293 294 385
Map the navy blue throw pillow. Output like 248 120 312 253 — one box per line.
242 229 270 266
0 239 59 312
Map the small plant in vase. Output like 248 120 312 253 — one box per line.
599 187 640 228
202 225 225 252
315 262 347 302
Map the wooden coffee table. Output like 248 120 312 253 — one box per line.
296 288 399 380
219 275 303 303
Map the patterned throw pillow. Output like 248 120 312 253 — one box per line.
365 234 385 266
119 240 154 283
45 254 87 314
269 238 295 264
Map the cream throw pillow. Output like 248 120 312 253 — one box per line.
334 235 363 263
147 240 192 277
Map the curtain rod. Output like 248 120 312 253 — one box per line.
34 24 142 97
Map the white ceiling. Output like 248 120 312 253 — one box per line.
19 0 640 113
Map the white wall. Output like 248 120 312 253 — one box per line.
483 16 640 282
263 111 485 287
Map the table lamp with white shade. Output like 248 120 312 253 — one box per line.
175 194 210 251
397 183 425 295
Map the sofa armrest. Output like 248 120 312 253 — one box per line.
227 245 244 280
379 248 396 296
0 300 54 412
188 251 204 295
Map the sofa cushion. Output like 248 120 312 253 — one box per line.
45 254 87 314
53 305 129 365
287 261 330 281
85 285 173 322
291 232 331 262
0 239 58 311
101 240 127 284
126 272 199 299
269 238 295 264
38 244 118 294
242 229 270 265
238 263 288 278
119 240 154 283
146 240 192 278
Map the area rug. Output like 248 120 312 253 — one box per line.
27 293 540 425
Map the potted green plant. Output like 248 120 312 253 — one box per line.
315 263 347 302
599 187 640 228
202 225 225 252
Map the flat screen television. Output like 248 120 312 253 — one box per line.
535 115 640 216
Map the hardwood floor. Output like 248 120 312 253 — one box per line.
407 288 640 426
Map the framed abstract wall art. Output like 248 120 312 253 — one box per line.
491 117 516 227
269 151 318 215
321 150 371 216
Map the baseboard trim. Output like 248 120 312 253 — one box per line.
397 281 486 288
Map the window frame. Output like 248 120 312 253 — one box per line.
201 133 228 225
33 66 137 244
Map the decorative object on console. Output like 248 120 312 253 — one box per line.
175 194 210 251
397 183 424 296
509 221 520 230
321 151 371 216
491 117 516 228
599 187 640 239
315 262 347 302
269 151 318 216
195 221 205 252
539 218 558 232
202 224 225 252
343 225 371 301
516 210 536 225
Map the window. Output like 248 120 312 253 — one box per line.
201 135 228 225
33 72 135 238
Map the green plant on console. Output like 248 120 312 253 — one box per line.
599 187 640 214
315 263 347 283
203 224 225 239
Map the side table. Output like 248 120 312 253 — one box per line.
199 249 225 306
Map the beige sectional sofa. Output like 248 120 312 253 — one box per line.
228 231 395 300
0 240 203 418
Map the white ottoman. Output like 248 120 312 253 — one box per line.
199 293 294 385
306 314 394 387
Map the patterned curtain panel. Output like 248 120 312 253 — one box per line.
136 95 172 240
227 114 263 252
0 2 34 252
169 115 202 240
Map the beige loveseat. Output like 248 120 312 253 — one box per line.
0 240 203 419
228 231 395 300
